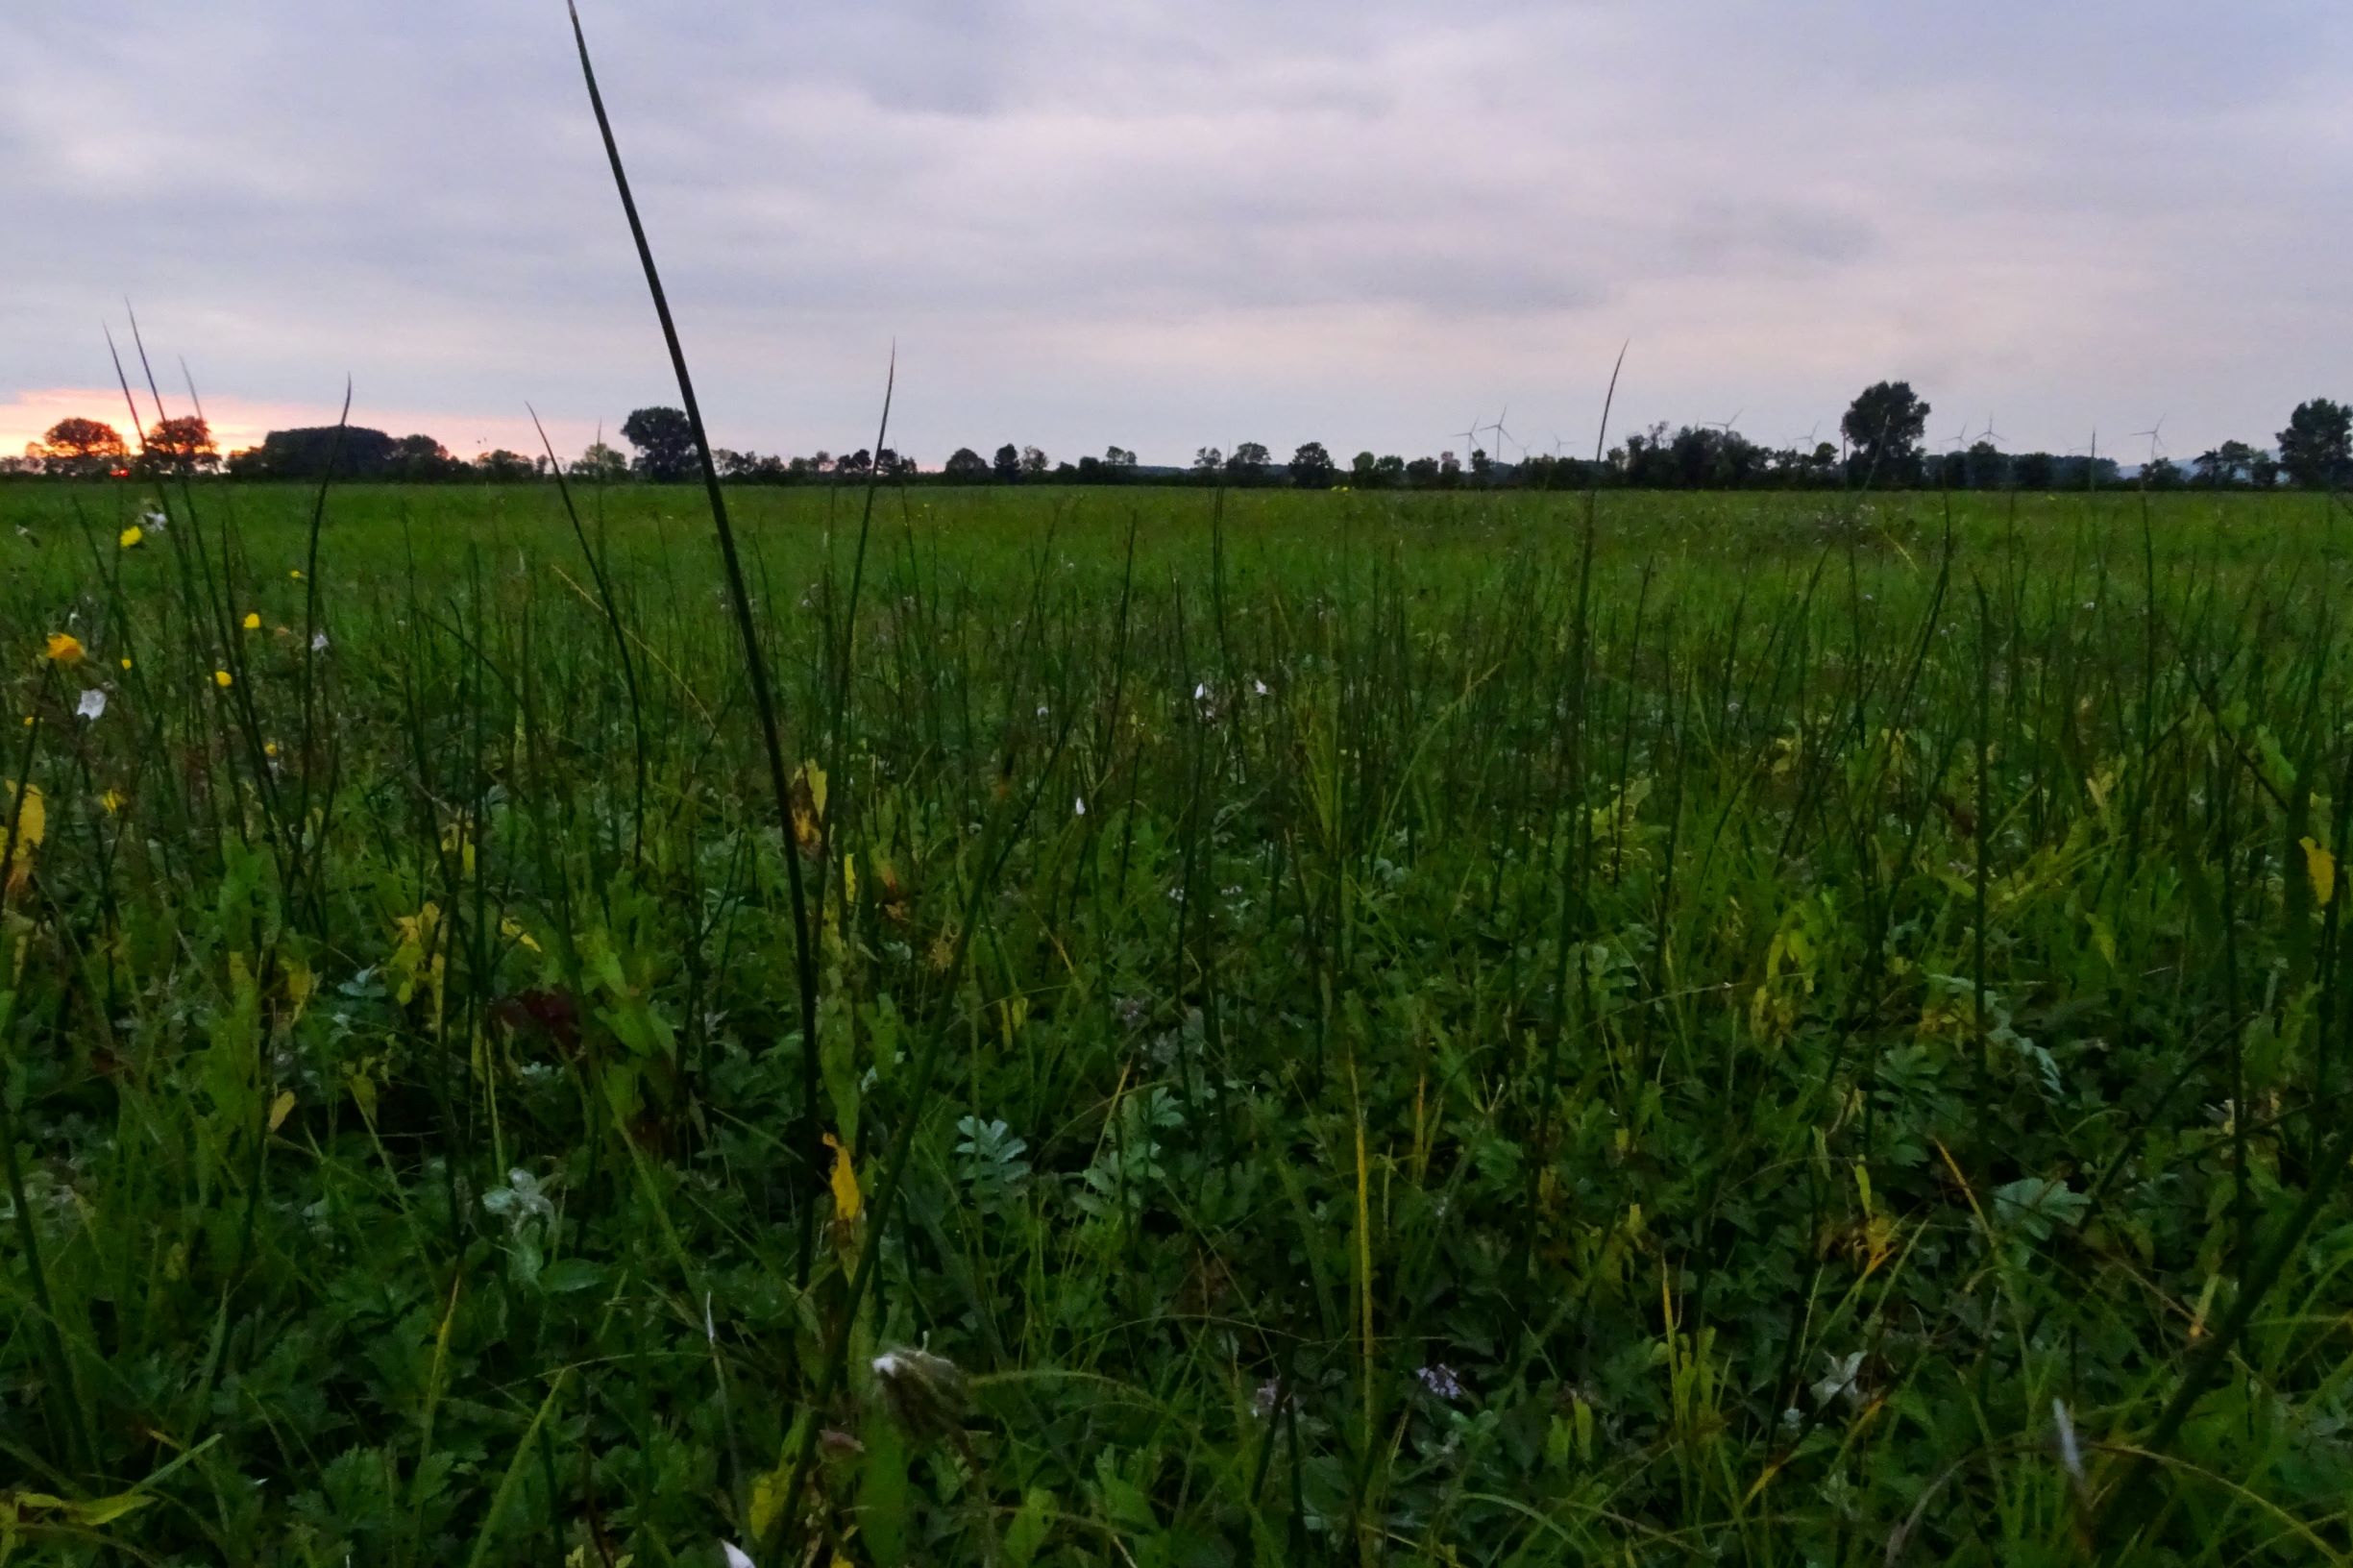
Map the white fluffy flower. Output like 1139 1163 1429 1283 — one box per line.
481 1167 553 1235
75 689 107 722
1811 1351 1866 1410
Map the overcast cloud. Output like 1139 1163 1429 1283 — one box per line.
5 1 2349 465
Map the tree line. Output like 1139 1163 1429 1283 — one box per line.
11 384 2352 491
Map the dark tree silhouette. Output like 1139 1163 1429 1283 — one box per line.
475 450 535 481
34 417 128 478
229 427 398 480
570 442 629 483
386 434 462 481
620 405 695 481
2277 399 2352 488
1841 381 1930 483
142 415 219 475
1289 441 1336 488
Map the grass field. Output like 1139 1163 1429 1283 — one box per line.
1 478 2350 1564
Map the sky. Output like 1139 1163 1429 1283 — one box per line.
6 1 2351 469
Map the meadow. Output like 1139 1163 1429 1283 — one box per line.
0 477 2350 1565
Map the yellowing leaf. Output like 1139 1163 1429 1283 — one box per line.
389 902 447 1017
789 761 829 857
9 782 44 850
822 1131 861 1222
2302 836 2336 908
5 782 43 897
283 954 314 1020
749 1457 791 1541
268 1090 296 1133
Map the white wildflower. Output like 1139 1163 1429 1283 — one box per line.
1810 1351 1866 1410
310 631 330 652
75 689 107 722
481 1167 553 1235
1416 1362 1464 1402
1074 796 1087 817
722 1545 755 1568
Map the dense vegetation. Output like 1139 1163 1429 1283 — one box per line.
13 387 2353 494
2 479 2351 1564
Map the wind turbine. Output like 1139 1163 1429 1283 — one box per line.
1451 414 1483 459
1482 405 1524 463
2065 429 2104 490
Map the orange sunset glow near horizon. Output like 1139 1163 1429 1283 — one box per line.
0 387 601 467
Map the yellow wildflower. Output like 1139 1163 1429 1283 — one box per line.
119 525 144 550
241 612 261 631
43 632 84 665
213 670 233 689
